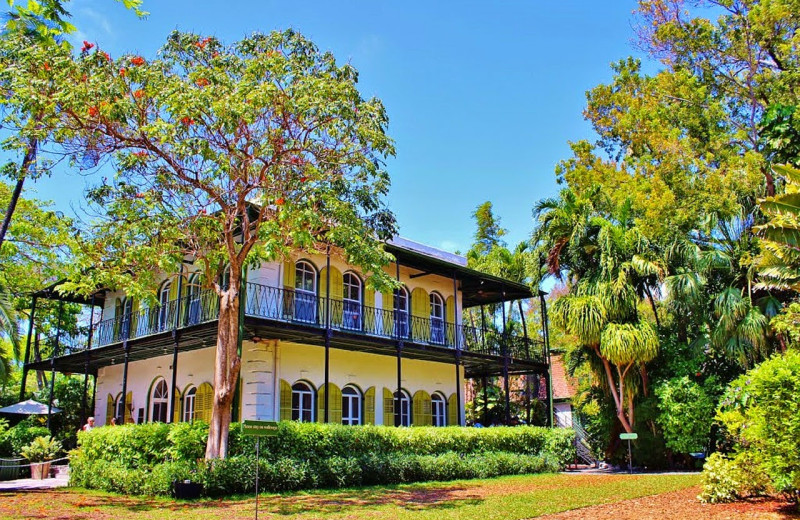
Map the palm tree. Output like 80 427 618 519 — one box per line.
0 285 20 384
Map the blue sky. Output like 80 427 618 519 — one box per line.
30 0 649 255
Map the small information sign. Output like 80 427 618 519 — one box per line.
619 433 638 440
242 420 279 437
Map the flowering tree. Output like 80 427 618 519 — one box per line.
58 31 397 458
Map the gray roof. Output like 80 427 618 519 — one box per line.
387 236 467 267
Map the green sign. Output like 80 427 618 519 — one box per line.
242 420 279 437
620 433 638 441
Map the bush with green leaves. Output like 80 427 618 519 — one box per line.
71 421 572 496
20 435 61 462
655 376 716 454
699 452 771 503
2 420 50 457
704 351 800 502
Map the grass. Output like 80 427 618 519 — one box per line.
0 472 701 519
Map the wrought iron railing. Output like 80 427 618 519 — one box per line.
59 282 545 363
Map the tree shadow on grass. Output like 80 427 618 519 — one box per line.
1 484 486 518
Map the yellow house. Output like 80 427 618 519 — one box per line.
24 237 549 429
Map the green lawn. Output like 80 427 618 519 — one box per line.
0 473 700 520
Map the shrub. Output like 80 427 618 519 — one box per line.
3 421 50 457
20 436 61 462
655 376 715 455
167 421 208 462
699 452 770 503
711 351 800 500
77 422 171 469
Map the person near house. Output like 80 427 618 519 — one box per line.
81 417 95 431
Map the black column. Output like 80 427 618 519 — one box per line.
120 340 131 423
19 296 37 401
501 290 510 426
169 270 184 423
46 300 63 431
81 295 96 426
518 299 531 424
452 272 462 426
539 292 553 427
482 376 488 426
323 246 331 423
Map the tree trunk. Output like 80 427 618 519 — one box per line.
205 282 242 460
0 137 38 250
597 347 634 433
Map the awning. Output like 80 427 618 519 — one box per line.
0 399 61 415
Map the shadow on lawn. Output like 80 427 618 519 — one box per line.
3 484 485 517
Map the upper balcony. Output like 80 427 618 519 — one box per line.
27 281 547 378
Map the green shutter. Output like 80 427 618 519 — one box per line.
105 394 114 425
445 296 456 346
316 383 342 423
411 288 430 341
413 390 432 426
319 266 343 327
280 379 292 421
283 261 295 289
124 391 133 423
383 387 394 426
363 289 376 332
283 262 295 318
195 383 213 423
448 393 458 426
173 388 182 423
364 387 375 425
130 298 140 337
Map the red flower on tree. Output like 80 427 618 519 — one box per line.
133 151 148 158
133 89 145 99
81 40 94 52
119 68 127 77
195 77 210 87
275 197 285 206
88 106 99 117
130 56 145 66
102 52 112 62
180 117 195 126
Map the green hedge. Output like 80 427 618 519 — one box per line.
71 421 573 496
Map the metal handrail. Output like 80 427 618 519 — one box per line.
61 282 545 363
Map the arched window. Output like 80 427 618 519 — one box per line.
431 392 447 427
114 392 126 424
394 287 409 338
341 385 362 425
294 261 317 322
186 273 203 325
291 381 314 422
151 379 169 423
430 292 445 344
183 386 197 422
394 389 411 426
158 281 172 330
342 272 362 330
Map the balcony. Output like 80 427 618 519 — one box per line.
28 282 546 377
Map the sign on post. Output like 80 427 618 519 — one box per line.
619 432 638 473
242 420 280 520
242 420 279 437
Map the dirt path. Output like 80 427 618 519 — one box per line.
539 486 799 520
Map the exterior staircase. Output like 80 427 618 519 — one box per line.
556 416 599 467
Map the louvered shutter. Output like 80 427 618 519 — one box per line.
411 288 430 342
124 391 133 423
363 289 376 333
317 383 342 424
445 296 456 346
381 290 394 337
448 393 458 426
316 385 325 423
173 388 182 423
412 390 432 426
364 387 375 425
130 298 140 337
105 394 114 425
195 383 213 423
382 387 394 426
319 266 343 327
283 261 295 318
280 379 292 421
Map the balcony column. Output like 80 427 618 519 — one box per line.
19 295 37 401
47 300 63 431
501 289 510 426
452 272 462 426
168 269 185 423
539 292 553 427
481 375 488 426
81 294 97 426
518 300 531 424
480 305 487 351
395 259 403 427
323 246 331 423
120 338 131 423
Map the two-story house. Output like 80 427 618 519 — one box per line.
23 237 551 429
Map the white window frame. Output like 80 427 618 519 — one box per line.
183 386 196 423
394 287 409 338
341 385 362 425
291 381 314 422
430 292 445 344
151 379 169 423
294 261 317 322
432 392 447 426
342 272 362 330
394 390 411 427
158 281 172 330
